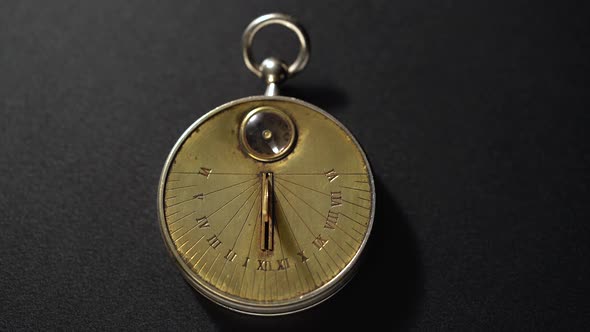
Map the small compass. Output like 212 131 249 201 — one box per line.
157 13 375 316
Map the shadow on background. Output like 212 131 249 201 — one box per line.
281 83 349 110
200 176 423 330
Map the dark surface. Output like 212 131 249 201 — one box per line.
1 1 589 331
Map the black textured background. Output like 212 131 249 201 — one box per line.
1 1 589 331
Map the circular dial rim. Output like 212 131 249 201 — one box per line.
157 95 375 316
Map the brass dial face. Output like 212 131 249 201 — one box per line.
158 96 375 315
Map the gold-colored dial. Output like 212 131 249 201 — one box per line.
158 96 375 315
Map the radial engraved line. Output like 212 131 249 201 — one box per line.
356 211 370 219
165 210 180 218
208 181 259 218
168 211 196 226
174 221 202 243
275 172 366 175
239 212 261 297
186 236 208 265
313 252 330 280
204 252 221 279
340 212 367 227
193 245 213 269
275 182 325 222
218 186 260 237
204 177 258 196
326 235 348 265
213 189 260 287
320 244 340 275
335 251 347 265
292 255 307 292
165 195 198 208
231 193 261 248
342 198 371 211
166 184 201 191
340 185 371 193
170 171 258 175
226 263 239 293
275 195 317 288
274 186 316 237
275 219 292 296
177 238 191 251
170 225 184 236
344 222 365 237
182 235 205 259
332 221 363 243
274 177 330 197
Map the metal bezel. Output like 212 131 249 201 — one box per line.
157 95 376 316
239 106 297 162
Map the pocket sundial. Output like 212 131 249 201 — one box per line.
157 13 375 316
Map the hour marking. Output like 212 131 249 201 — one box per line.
324 211 339 229
277 258 290 270
242 257 250 267
324 169 339 182
193 193 204 200
297 250 309 263
198 167 212 178
196 216 210 228
224 249 237 262
207 235 222 249
330 191 342 207
257 259 271 271
312 235 329 250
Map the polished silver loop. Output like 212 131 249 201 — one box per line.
242 13 310 79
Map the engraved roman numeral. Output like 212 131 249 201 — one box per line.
324 169 339 182
312 235 329 250
198 167 212 178
224 249 237 262
207 235 221 249
330 191 342 207
196 216 210 228
193 193 204 200
297 251 309 263
277 258 290 270
257 259 271 271
242 257 250 267
324 211 339 229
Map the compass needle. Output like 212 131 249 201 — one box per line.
157 14 375 315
